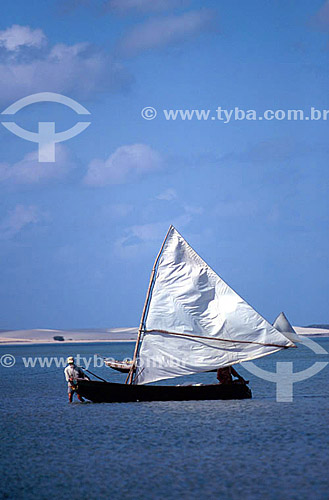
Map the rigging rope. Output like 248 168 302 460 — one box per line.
144 329 290 349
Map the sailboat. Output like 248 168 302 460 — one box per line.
273 312 300 343
77 226 296 403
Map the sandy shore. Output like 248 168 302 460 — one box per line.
0 325 328 346
293 326 329 337
0 328 138 345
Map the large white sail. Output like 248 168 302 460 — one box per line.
134 226 295 385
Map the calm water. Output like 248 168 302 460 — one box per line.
1 340 329 500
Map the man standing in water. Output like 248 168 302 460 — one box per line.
64 356 90 403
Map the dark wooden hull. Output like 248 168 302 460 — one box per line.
77 379 252 403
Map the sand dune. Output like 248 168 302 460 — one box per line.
293 326 329 337
0 328 138 345
0 325 328 345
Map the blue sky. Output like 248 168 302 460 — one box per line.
0 0 328 329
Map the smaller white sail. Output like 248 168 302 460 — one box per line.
134 226 295 385
273 312 301 343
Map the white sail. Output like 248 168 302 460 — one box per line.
134 226 295 385
273 312 301 343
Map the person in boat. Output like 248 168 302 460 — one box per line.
216 366 248 385
64 356 90 403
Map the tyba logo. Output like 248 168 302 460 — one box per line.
1 92 91 162
242 337 328 402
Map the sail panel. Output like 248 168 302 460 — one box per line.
135 227 294 385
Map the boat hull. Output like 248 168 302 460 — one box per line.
77 380 252 403
104 360 133 373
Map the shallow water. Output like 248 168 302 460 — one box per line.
1 340 329 500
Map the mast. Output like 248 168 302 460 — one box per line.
126 225 173 384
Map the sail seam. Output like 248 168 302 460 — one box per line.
144 329 289 349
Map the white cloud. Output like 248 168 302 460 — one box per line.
100 203 134 219
0 27 131 103
59 0 189 15
156 189 203 217
214 200 257 218
0 25 46 51
226 139 302 164
108 0 188 13
124 221 170 242
0 144 76 185
183 204 203 215
83 143 162 186
156 188 177 201
113 213 192 259
109 204 134 217
120 9 215 55
0 205 43 239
